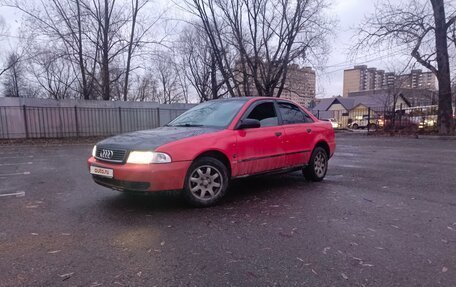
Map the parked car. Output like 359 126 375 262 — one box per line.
348 115 378 129
88 97 336 207
327 118 340 129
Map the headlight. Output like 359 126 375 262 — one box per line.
127 151 172 164
92 145 97 157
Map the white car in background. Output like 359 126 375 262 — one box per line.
326 118 339 129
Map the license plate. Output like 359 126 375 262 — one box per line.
90 166 114 178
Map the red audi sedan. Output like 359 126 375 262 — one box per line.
88 97 336 207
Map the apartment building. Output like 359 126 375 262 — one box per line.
237 63 316 107
343 65 436 97
280 65 316 107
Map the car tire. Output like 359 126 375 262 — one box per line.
352 123 359 129
183 157 229 207
303 147 328 182
369 123 377 129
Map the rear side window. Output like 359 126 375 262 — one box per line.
246 102 278 127
278 102 313 124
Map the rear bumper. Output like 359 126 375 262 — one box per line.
87 157 191 192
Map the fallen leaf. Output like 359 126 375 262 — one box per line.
322 247 331 255
48 250 62 254
341 273 348 280
442 267 448 273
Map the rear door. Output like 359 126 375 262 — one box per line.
277 101 316 167
235 100 286 176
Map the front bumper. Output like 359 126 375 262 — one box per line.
87 157 191 192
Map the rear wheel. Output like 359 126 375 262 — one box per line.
303 147 328 182
352 123 359 129
183 157 229 207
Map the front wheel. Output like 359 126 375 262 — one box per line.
303 147 328 182
183 157 229 207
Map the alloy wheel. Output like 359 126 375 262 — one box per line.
189 165 223 200
313 151 327 178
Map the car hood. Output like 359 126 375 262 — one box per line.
96 126 222 150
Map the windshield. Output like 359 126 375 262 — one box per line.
167 100 245 128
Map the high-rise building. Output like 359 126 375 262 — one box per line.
342 66 437 97
237 63 316 107
280 65 316 107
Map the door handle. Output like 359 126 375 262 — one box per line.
275 132 282 137
306 128 312 133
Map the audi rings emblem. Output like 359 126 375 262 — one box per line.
99 149 114 159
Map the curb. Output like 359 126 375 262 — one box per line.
416 135 456 140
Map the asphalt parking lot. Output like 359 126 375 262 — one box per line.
1 134 456 287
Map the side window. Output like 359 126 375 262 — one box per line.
278 102 314 124
246 102 278 127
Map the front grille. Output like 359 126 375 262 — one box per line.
93 175 150 191
95 147 127 163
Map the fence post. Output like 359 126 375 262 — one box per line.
399 103 403 128
74 106 80 137
317 110 320 119
118 107 122 133
156 107 161 127
22 105 29 139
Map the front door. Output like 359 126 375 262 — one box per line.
235 101 285 176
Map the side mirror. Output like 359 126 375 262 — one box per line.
238 118 261 129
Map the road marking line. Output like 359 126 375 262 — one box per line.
0 155 34 159
332 164 363 169
0 162 33 166
0 191 25 198
0 171 31 177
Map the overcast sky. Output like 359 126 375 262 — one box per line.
0 0 417 99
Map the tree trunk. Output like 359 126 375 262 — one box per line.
101 0 111 101
210 53 218 100
431 0 455 135
76 0 90 100
123 0 139 101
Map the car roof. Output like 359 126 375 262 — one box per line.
213 96 292 103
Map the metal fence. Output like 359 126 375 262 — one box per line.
0 105 189 139
313 105 440 133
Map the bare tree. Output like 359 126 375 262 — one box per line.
122 0 160 101
176 24 225 102
131 73 160 102
2 52 24 97
153 53 184 104
30 50 77 99
1 0 97 99
355 0 456 135
3 0 164 101
184 0 332 98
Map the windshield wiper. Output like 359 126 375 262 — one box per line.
171 123 204 127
